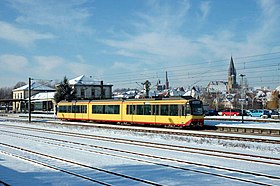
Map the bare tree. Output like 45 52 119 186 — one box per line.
0 87 13 99
13 81 27 89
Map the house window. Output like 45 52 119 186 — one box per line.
91 89 95 98
81 88 85 98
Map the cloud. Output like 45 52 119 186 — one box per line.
111 61 141 72
199 1 210 20
0 54 28 72
102 32 200 67
0 21 55 47
259 0 279 18
133 0 190 33
98 0 280 89
33 56 64 72
67 62 101 77
31 55 103 81
8 0 92 33
100 1 198 66
252 0 280 45
75 55 86 63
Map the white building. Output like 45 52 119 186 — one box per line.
30 92 55 112
12 82 55 112
69 75 113 99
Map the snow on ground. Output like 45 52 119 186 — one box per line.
0 118 280 185
205 115 280 129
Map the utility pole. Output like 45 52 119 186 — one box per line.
28 77 52 122
28 77 31 122
278 96 280 120
100 80 104 99
239 74 246 123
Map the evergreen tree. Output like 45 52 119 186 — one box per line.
54 76 76 103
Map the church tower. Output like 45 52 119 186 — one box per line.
227 56 238 92
165 71 169 90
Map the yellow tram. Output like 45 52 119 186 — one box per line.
57 97 204 128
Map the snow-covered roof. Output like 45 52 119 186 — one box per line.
29 92 55 101
207 81 227 93
69 75 112 86
13 82 55 91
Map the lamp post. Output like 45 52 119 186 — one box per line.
239 74 246 123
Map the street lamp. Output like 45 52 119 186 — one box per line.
239 74 246 123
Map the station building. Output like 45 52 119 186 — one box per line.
12 82 55 113
11 75 113 113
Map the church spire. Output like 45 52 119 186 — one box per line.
228 56 237 92
165 71 169 89
229 56 236 76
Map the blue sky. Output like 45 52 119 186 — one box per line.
0 0 280 89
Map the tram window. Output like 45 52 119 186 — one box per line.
126 105 130 114
170 105 178 116
81 105 87 113
190 102 203 115
160 105 169 115
92 105 119 114
104 105 120 114
72 105 80 113
127 105 136 115
152 105 159 115
178 105 183 116
92 105 103 114
185 104 191 116
115 105 120 114
132 105 136 114
136 105 144 115
143 105 151 115
59 106 66 113
67 106 71 113
104 105 113 114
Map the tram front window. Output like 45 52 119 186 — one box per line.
190 101 203 115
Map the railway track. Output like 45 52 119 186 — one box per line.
0 142 162 186
0 124 279 185
1 116 280 144
0 124 279 166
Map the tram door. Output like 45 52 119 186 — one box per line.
153 105 159 125
72 102 76 120
179 104 183 119
126 104 135 124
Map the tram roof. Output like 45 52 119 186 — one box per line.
58 96 197 104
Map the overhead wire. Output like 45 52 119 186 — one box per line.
101 51 280 89
105 56 280 82
103 51 280 79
